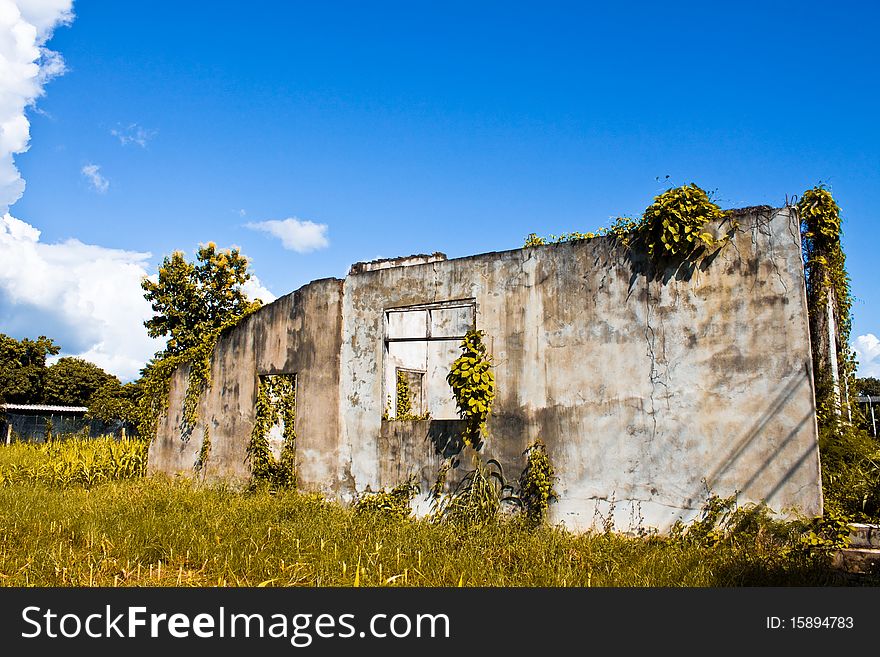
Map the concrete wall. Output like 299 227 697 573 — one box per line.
149 206 822 532
148 278 344 491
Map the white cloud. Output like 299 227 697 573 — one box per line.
0 0 73 214
15 1 73 37
0 2 164 382
111 123 156 148
246 217 329 253
81 163 109 193
241 274 276 305
854 334 880 378
0 213 164 381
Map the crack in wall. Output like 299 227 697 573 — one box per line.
644 276 667 442
757 210 789 294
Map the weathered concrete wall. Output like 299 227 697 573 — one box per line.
149 206 822 532
337 206 820 530
148 278 344 492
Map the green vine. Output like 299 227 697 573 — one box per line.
524 183 733 266
641 184 729 260
518 439 558 525
136 305 259 441
181 339 213 439
195 424 211 473
247 374 297 489
524 216 641 248
446 330 495 448
384 370 431 421
798 185 855 424
396 370 414 418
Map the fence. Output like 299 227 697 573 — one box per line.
1 405 131 443
856 396 879 438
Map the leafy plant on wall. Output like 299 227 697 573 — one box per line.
640 183 730 260
523 183 734 267
446 330 495 449
247 374 297 489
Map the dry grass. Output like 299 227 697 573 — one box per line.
0 439 855 587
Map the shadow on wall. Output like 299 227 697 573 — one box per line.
694 372 818 513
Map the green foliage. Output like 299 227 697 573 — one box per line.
195 425 212 473
0 333 59 404
384 370 430 421
247 374 297 489
136 243 264 441
396 370 413 417
354 476 420 520
641 183 729 260
446 330 495 448
856 377 880 397
798 185 855 424
524 184 731 268
43 357 118 407
801 508 853 553
796 186 878 522
0 470 859 586
433 456 508 526
524 216 642 249
86 379 142 427
818 421 880 521
142 242 263 359
668 493 845 562
518 440 558 525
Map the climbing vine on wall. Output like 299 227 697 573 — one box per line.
136 306 259 442
524 216 642 248
447 330 495 449
195 424 211 473
247 374 297 488
798 185 855 424
396 370 414 418
354 475 420 520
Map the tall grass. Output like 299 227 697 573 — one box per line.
0 436 148 487
0 438 862 587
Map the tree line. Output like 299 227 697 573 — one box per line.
1 243 261 430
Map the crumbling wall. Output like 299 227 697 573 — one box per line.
148 278 344 491
339 206 820 530
149 206 822 532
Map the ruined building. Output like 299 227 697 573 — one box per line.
148 206 823 532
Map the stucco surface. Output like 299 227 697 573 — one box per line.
149 207 822 531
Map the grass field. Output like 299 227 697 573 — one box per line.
0 438 865 587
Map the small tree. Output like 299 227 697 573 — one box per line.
142 242 262 358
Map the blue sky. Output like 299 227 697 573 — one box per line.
1 1 878 380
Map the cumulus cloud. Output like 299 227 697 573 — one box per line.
111 123 156 147
0 0 73 214
246 217 329 253
854 334 880 378
81 163 108 193
0 214 163 380
241 274 276 305
0 2 165 381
